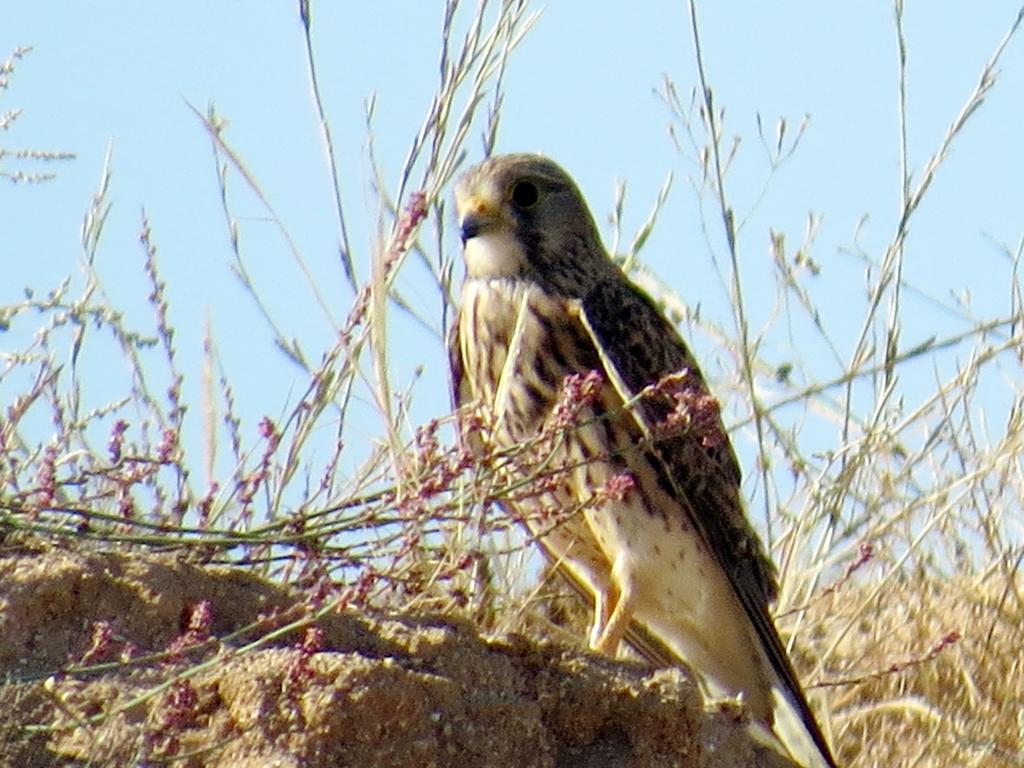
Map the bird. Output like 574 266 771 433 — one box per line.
447 153 837 768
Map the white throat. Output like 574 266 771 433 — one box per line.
463 230 528 279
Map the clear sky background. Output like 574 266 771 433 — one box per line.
3 2 1023 513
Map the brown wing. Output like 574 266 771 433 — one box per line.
579 277 835 767
579 278 777 603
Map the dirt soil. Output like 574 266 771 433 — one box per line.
0 543 796 768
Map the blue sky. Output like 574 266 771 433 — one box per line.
3 2 1023 509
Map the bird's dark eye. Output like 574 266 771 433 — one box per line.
511 180 540 210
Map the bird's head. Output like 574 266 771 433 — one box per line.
454 153 611 294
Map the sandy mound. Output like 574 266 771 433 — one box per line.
0 544 794 767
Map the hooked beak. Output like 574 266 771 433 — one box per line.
460 214 485 245
457 194 501 245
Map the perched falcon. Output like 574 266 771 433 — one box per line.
448 153 836 768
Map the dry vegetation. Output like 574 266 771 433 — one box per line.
2 2 1024 766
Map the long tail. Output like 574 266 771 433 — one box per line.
740 595 837 768
546 551 837 767
623 602 837 767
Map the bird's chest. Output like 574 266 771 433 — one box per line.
458 279 584 440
